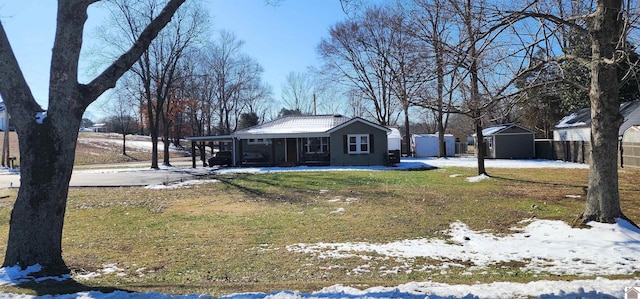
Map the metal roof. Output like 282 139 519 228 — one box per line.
233 114 351 139
553 100 640 136
474 123 534 137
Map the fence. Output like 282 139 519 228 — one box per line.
535 140 591 164
535 139 640 168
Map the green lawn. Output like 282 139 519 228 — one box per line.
0 166 638 296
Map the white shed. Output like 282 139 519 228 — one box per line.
387 127 402 151
412 134 455 157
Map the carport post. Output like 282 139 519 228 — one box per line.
191 141 196 168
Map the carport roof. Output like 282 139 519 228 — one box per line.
185 135 233 142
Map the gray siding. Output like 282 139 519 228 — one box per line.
493 134 535 159
329 122 388 166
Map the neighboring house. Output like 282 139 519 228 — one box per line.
0 102 12 132
553 100 640 141
88 123 108 133
550 101 640 166
475 124 536 159
187 115 392 167
411 134 455 157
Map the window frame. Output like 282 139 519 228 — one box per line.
347 134 370 154
247 138 270 145
304 137 329 154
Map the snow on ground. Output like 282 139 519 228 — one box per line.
0 157 638 298
145 179 220 190
77 134 190 154
286 218 640 277
211 157 589 176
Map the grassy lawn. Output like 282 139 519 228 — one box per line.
0 165 638 296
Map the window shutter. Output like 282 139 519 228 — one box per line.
369 134 374 153
343 135 348 154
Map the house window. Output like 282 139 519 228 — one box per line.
247 138 270 145
304 137 328 153
348 134 369 154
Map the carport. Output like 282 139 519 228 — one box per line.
184 135 235 168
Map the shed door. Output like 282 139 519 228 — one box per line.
286 138 298 163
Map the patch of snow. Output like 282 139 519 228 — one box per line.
481 125 507 136
145 179 219 190
466 174 490 182
555 112 588 128
287 218 640 277
329 207 345 214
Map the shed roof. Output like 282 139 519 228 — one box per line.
554 100 640 136
477 124 535 136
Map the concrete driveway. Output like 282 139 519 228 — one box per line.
0 159 211 188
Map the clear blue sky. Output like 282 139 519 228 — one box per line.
0 0 348 120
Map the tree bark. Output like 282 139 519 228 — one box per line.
4 118 80 276
578 0 624 224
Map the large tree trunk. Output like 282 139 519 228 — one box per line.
0 0 186 278
579 0 624 224
3 115 81 275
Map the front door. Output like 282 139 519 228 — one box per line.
286 138 298 163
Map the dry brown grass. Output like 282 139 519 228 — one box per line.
0 134 638 296
0 166 633 296
0 132 190 166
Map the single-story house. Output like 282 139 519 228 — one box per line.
187 114 392 167
411 134 455 157
553 100 640 141
475 124 535 159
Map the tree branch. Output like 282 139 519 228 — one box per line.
0 22 43 123
84 0 186 104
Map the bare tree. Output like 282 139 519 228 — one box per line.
0 0 186 276
202 31 267 134
107 77 140 155
104 0 206 168
317 6 401 125
384 4 433 156
410 0 459 157
281 71 314 114
440 0 531 175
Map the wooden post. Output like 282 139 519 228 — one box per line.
1 112 8 167
191 141 196 168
